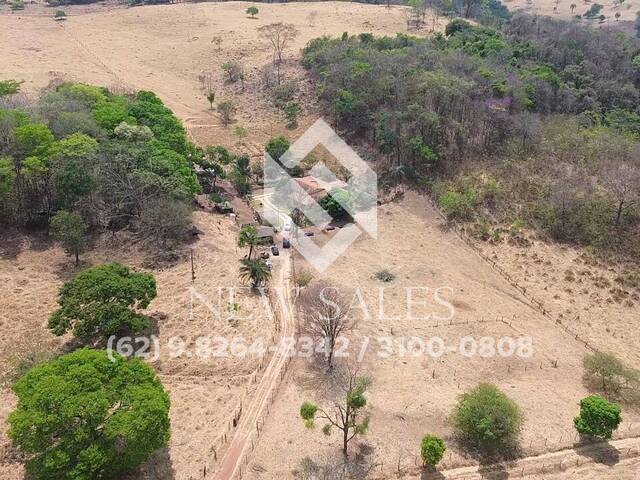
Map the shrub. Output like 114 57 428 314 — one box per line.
265 135 290 161
8 348 170 480
421 434 446 467
439 189 478 221
294 268 313 287
217 100 236 126
9 0 25 11
574 395 622 440
54 9 66 19
246 5 258 17
374 269 395 282
451 383 523 451
222 62 243 83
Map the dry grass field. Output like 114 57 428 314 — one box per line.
503 0 639 23
1 1 640 479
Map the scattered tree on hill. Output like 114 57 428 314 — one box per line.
574 395 622 440
211 35 223 51
54 9 66 20
49 210 88 266
217 100 236 126
300 371 371 456
239 257 271 289
584 352 640 395
246 5 259 18
48 262 157 342
451 383 523 452
238 224 259 259
284 101 301 129
222 61 243 83
297 281 354 369
420 434 446 468
233 125 248 145
8 348 170 480
265 135 290 161
259 22 299 64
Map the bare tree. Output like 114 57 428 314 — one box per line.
602 161 640 227
259 22 299 64
298 281 355 369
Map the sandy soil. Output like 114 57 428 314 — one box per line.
474 234 640 367
2 1 640 479
0 209 277 480
247 192 640 479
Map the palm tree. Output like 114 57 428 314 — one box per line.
238 224 259 259
239 258 271 289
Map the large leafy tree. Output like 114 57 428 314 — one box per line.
48 262 157 341
8 348 170 480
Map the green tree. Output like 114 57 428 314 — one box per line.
451 383 523 451
233 125 248 145
48 262 157 341
265 135 290 161
238 224 259 259
239 257 272 288
319 188 353 219
300 372 371 456
49 210 88 266
14 123 55 159
420 434 446 468
246 5 259 17
574 395 622 440
283 101 301 129
8 348 170 480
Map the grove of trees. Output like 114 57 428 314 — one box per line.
0 83 201 250
302 13 640 258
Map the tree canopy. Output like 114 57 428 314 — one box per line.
48 262 157 341
8 348 170 480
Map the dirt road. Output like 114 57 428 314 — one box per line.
213 250 295 480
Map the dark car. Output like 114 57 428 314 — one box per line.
282 238 291 249
271 245 280 256
304 231 315 237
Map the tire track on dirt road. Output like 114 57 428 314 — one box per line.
213 250 295 480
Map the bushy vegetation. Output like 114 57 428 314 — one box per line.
451 383 523 451
48 262 157 342
302 15 640 258
0 83 200 247
420 434 446 467
574 395 622 439
8 348 170 480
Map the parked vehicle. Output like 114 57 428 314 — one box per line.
271 245 280 256
260 251 270 259
283 238 291 249
304 231 315 237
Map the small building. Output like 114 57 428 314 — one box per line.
256 225 275 244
